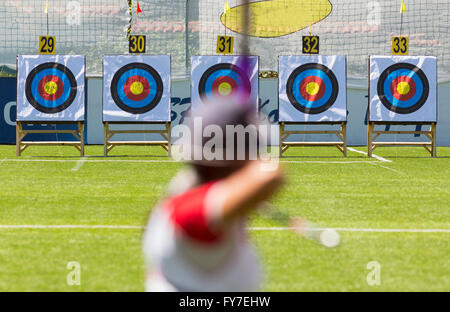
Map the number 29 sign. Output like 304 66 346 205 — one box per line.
39 36 55 55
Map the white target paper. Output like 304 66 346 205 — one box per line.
17 55 85 121
191 55 259 111
369 56 437 122
279 55 347 122
103 55 171 122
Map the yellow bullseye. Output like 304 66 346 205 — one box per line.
218 82 232 96
44 81 58 95
130 81 144 95
306 82 320 96
397 82 410 95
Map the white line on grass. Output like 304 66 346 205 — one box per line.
249 227 450 233
0 225 448 233
71 157 87 171
2 159 179 163
0 225 143 229
347 147 392 163
1 159 379 164
369 162 405 174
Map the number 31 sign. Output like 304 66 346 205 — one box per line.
216 35 234 55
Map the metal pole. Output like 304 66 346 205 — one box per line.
185 0 189 75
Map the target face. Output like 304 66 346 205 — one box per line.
286 63 338 115
111 62 163 114
377 63 429 114
25 62 77 114
198 63 251 104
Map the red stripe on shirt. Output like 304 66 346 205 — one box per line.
167 182 223 244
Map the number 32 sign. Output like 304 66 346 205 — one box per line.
303 36 319 54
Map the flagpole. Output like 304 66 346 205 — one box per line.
46 0 49 35
400 0 405 36
400 12 403 37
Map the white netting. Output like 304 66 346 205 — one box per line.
0 1 449 80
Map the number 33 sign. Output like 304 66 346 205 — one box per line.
392 37 409 55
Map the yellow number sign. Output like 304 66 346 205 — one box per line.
216 36 234 55
303 36 319 54
39 36 55 55
129 35 146 54
392 37 409 55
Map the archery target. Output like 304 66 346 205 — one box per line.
103 55 170 122
191 56 259 111
369 56 437 122
279 55 347 122
17 55 85 121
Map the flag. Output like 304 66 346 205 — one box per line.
137 0 142 14
224 1 231 14
45 0 49 14
400 0 406 14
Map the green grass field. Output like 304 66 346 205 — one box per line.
0 145 449 292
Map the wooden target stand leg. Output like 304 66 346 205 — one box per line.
279 122 347 157
367 122 437 158
103 122 171 157
16 121 85 157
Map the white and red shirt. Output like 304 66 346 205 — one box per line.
142 181 262 292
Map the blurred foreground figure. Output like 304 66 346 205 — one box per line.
143 102 283 291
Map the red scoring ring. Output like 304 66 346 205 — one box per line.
299 76 326 102
390 75 416 101
124 75 151 102
211 76 239 98
38 75 64 101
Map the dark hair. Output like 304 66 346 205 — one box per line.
188 101 261 182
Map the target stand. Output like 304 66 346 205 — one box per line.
368 56 437 158
102 55 171 157
278 55 348 157
279 122 347 157
367 122 436 157
16 55 86 157
103 121 171 156
16 121 85 157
